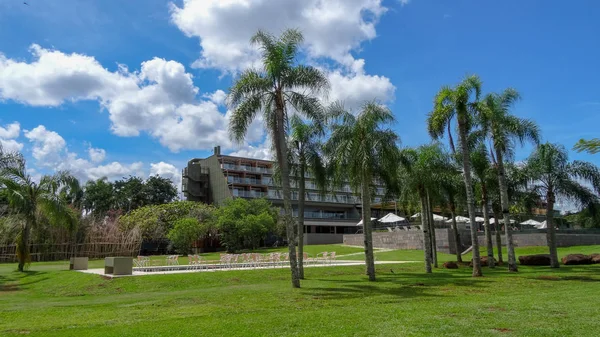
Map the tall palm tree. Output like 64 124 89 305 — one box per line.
471 145 495 268
428 75 484 277
288 115 327 279
227 29 329 288
438 167 465 263
524 143 600 267
325 102 401 281
400 144 447 272
479 88 540 272
0 161 79 272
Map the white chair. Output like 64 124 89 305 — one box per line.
317 252 328 264
387 227 393 232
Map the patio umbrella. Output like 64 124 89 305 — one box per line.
379 213 406 223
520 219 541 226
445 216 470 223
475 217 485 222
432 214 448 221
410 213 420 218
356 217 377 226
489 218 516 225
535 221 547 229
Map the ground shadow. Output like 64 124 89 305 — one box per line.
0 270 49 292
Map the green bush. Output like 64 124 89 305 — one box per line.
167 217 214 254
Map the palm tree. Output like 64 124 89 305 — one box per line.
428 75 484 277
479 88 540 272
288 115 327 279
0 161 79 272
438 167 465 263
325 102 401 281
227 29 329 288
574 138 600 154
400 144 447 272
524 143 600 267
471 145 495 268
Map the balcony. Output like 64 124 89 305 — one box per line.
233 190 266 198
221 163 272 174
292 210 357 220
227 176 264 185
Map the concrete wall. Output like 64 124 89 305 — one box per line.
476 231 600 248
304 233 344 245
202 156 232 206
343 229 464 254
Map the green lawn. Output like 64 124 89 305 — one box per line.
1 245 599 336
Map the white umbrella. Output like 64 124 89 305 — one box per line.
535 220 547 229
379 213 406 223
489 218 516 224
445 216 470 223
356 217 377 226
520 219 541 226
432 214 448 221
475 217 485 222
410 213 420 218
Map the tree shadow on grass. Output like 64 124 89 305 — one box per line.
304 269 485 301
0 270 49 291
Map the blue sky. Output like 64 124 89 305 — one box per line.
0 0 599 187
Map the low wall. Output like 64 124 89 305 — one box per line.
477 231 600 248
343 229 466 254
304 233 344 245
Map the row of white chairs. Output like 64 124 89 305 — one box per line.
387 226 421 232
134 256 151 267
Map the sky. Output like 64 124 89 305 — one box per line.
0 0 599 195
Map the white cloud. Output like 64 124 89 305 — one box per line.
0 45 258 153
170 0 388 72
228 137 272 160
23 124 145 182
399 0 411 6
204 89 226 106
88 147 106 163
0 122 23 152
24 125 66 165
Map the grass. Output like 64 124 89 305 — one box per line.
1 245 599 336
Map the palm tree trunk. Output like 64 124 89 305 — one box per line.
492 205 503 264
546 189 559 268
426 190 438 268
419 187 432 273
275 101 300 288
17 219 32 272
297 161 305 279
495 149 517 272
447 123 456 154
361 180 376 281
458 120 482 277
481 187 495 268
450 205 462 262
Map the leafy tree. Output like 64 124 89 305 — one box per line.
288 115 326 279
119 201 215 240
145 175 178 205
167 217 214 254
114 176 146 211
227 29 329 288
428 75 484 277
325 102 402 281
524 143 600 267
215 198 278 253
479 88 540 272
83 178 114 216
0 157 79 271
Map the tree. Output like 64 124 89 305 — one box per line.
471 145 495 267
145 175 178 205
227 29 329 288
326 102 401 281
215 198 278 253
438 160 465 263
114 176 147 212
479 88 540 272
0 160 79 272
574 138 600 154
83 177 115 217
428 75 484 277
288 115 326 279
524 143 600 267
168 216 215 254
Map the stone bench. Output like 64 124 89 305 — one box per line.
69 257 88 270
104 257 133 275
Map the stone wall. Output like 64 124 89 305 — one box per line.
477 231 600 248
343 228 467 254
